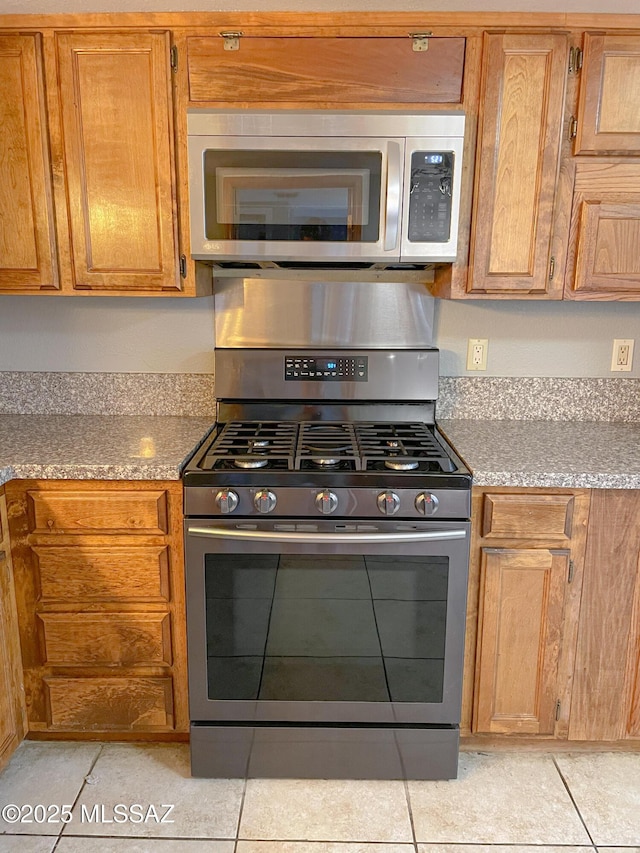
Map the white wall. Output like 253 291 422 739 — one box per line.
1 293 639 378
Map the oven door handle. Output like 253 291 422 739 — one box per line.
187 526 467 544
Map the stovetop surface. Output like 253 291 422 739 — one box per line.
184 419 471 487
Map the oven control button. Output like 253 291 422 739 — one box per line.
416 492 440 516
377 491 400 515
215 488 239 514
254 489 277 514
315 489 338 515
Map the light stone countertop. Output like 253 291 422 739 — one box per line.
1 415 639 490
0 415 215 485
439 419 640 489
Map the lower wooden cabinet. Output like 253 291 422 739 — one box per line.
5 480 188 738
465 487 590 738
569 489 640 741
0 489 27 770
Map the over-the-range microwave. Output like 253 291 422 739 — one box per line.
187 110 465 266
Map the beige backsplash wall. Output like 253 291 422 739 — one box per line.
1 293 640 378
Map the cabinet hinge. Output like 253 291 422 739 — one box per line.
170 44 178 72
179 254 187 279
220 30 243 51
549 256 556 280
568 46 583 75
409 32 433 52
555 699 562 721
568 558 575 583
569 116 578 141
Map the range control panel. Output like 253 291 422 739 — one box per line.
407 151 454 243
285 355 368 381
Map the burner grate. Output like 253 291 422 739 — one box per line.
200 421 298 470
356 422 455 472
197 420 456 473
296 422 360 470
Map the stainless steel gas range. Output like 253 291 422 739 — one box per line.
182 277 471 780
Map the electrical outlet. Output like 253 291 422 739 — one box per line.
467 338 488 371
611 339 634 372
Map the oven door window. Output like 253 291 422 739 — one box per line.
204 553 447 703
203 150 382 242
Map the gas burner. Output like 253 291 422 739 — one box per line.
234 458 270 469
385 459 420 471
312 458 341 468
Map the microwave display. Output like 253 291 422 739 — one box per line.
203 150 382 242
407 152 454 243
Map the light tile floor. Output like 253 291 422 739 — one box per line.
0 743 639 852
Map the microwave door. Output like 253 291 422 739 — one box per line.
189 137 405 263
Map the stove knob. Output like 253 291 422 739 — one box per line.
215 488 239 514
377 491 401 516
254 489 277 514
315 489 338 515
416 492 440 516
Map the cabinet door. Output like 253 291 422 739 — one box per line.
473 547 569 735
575 33 640 155
566 163 640 299
187 36 465 106
570 490 640 741
0 494 26 771
0 34 58 291
467 33 568 296
56 31 180 293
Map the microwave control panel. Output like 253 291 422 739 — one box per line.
407 152 454 243
285 355 368 381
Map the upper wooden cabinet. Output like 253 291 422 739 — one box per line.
466 33 570 298
565 162 640 300
574 33 640 156
55 31 181 293
186 35 466 107
0 34 58 292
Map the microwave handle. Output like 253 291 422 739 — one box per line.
383 141 402 251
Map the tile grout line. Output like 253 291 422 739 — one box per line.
53 741 105 847
403 777 420 853
552 755 597 849
233 774 249 850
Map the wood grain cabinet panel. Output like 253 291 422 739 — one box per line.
566 163 640 300
481 493 574 540
575 33 640 155
0 492 26 770
39 613 172 667
28 489 168 534
467 33 568 297
0 33 58 291
187 36 465 105
463 487 590 740
569 490 640 741
33 543 170 603
8 480 188 738
55 31 180 292
45 677 174 731
474 547 568 734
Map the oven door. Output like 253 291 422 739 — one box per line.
184 518 469 726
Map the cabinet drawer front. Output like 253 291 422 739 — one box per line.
28 490 168 534
187 36 465 104
44 677 174 731
39 613 172 667
34 545 170 602
482 493 574 540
